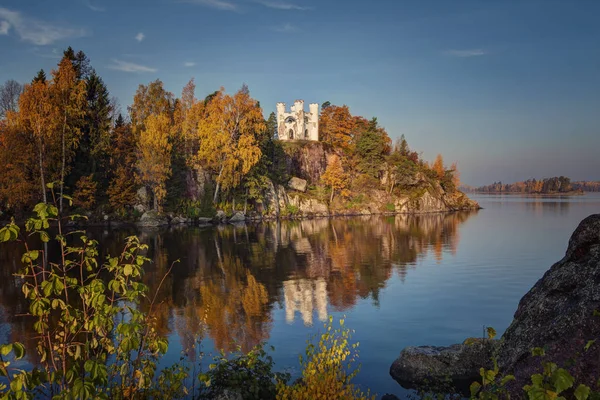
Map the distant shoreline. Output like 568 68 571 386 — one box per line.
468 191 585 196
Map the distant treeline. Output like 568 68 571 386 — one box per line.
572 181 600 192
473 176 578 194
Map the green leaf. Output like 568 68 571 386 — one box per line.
532 347 546 357
552 369 574 394
574 384 591 400
501 375 516 386
123 264 133 277
470 381 482 397
584 340 596 351
12 343 25 360
531 374 544 386
0 344 12 356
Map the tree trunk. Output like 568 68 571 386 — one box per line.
38 137 47 203
153 188 158 212
213 165 224 204
60 113 66 213
330 186 334 204
243 188 248 214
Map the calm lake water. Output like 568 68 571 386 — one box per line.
1 193 599 398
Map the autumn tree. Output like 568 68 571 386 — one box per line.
0 79 23 119
50 58 86 211
195 86 265 204
0 118 37 212
321 155 348 203
73 174 97 209
106 115 138 213
137 113 173 212
319 104 355 152
18 80 58 203
129 80 173 134
432 154 445 179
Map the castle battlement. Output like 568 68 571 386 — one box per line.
277 100 319 141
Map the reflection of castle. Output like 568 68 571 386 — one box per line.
277 100 319 141
283 278 328 326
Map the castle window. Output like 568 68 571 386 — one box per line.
289 129 294 139
305 129 308 139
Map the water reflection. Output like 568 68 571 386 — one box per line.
0 211 476 361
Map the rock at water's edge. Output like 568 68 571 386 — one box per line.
498 214 600 388
390 214 600 393
214 210 227 223
137 211 168 227
390 339 497 392
229 212 246 223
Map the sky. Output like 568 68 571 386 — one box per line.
0 0 599 186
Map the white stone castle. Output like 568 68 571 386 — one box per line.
276 100 319 141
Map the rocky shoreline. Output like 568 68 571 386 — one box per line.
389 214 600 396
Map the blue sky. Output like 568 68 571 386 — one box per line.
1 0 599 185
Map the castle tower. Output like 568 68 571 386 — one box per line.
276 100 319 142
276 103 286 139
308 103 319 141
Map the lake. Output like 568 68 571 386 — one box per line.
1 193 599 398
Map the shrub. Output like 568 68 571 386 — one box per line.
276 317 374 400
0 185 182 399
197 345 290 400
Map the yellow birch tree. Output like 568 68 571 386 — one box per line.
137 113 173 212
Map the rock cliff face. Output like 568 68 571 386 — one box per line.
498 214 600 388
390 214 600 394
255 142 479 218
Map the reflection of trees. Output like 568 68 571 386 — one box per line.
0 211 475 361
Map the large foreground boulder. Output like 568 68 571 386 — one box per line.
390 339 498 392
498 214 600 388
390 214 600 393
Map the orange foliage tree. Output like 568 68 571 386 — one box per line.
194 87 265 203
136 113 173 212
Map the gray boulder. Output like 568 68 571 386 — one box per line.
198 217 213 226
229 212 246 223
170 215 188 225
214 210 227 223
288 177 308 192
390 339 498 392
134 203 146 214
498 214 600 388
138 210 168 227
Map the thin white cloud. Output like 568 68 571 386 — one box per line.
443 49 487 57
108 59 157 73
135 32 145 42
0 20 9 35
180 0 237 11
0 7 86 45
256 0 310 10
184 61 196 67
85 0 105 12
272 23 298 33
